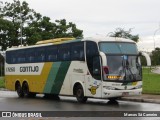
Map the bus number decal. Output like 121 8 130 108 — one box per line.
6 67 15 72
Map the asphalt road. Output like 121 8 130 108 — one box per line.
0 91 160 120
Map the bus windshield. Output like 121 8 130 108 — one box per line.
99 42 141 81
99 42 138 55
106 55 142 81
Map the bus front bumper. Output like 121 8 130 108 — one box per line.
102 88 142 98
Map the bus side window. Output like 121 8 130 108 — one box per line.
8 51 17 64
7 51 17 64
59 44 71 61
6 51 11 64
27 48 35 63
86 41 101 80
18 50 26 63
71 42 84 61
36 47 45 62
46 46 58 62
12 57 16 63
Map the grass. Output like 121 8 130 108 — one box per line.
142 67 160 94
0 77 5 88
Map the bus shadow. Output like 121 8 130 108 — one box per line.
32 95 120 107
86 99 119 107
8 92 120 108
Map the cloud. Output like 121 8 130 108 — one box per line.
3 0 160 50
137 35 160 52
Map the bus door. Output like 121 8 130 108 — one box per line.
85 41 102 98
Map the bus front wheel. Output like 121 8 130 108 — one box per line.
75 85 87 103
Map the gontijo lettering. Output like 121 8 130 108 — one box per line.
20 66 39 72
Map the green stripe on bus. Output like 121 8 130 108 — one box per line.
43 62 61 93
50 61 71 94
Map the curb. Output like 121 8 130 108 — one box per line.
121 97 160 104
0 88 8 91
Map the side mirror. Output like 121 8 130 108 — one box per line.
141 51 151 66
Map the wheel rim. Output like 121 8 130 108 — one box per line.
77 88 82 98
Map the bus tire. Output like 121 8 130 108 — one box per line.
75 84 87 103
108 97 120 101
44 94 60 100
15 82 24 98
22 82 30 98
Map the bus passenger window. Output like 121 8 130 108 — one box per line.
63 52 70 60
12 58 16 63
36 48 45 62
27 49 35 63
59 44 71 61
71 42 84 61
10 51 17 64
46 46 58 62
17 50 26 63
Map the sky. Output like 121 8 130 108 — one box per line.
2 0 160 52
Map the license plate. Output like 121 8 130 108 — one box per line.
122 92 129 96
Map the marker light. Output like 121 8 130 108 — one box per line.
107 76 122 79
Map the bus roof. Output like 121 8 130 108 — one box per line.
36 37 75 45
82 36 135 43
6 37 135 51
6 38 78 51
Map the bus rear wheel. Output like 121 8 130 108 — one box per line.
22 82 36 98
75 85 87 103
16 82 24 98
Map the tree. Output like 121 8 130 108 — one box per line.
0 0 83 49
54 19 83 38
0 18 15 50
151 48 160 66
109 28 139 42
25 18 83 45
24 16 55 45
140 56 147 66
0 0 38 49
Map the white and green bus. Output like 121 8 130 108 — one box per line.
5 37 143 102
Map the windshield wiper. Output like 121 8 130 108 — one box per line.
122 56 136 81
